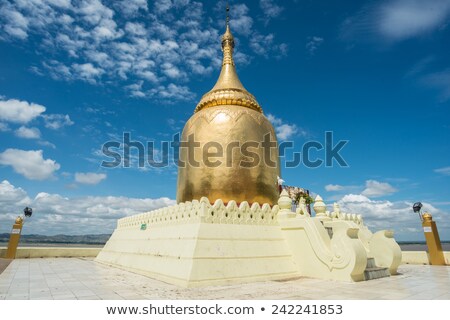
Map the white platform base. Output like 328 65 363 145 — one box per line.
96 199 299 287
96 196 402 287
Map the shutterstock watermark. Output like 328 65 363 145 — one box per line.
101 131 349 169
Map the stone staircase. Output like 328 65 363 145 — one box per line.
324 225 390 281
325 227 391 281
364 258 390 280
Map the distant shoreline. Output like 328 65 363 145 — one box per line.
0 233 111 248
1 242 450 251
399 243 450 251
0 242 105 248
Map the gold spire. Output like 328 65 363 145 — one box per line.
221 4 234 66
194 6 262 113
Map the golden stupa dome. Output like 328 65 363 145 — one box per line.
176 20 280 205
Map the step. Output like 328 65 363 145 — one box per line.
364 267 390 281
364 257 390 280
366 257 377 269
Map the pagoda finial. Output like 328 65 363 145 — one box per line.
226 2 230 27
222 3 234 66
193 1 263 114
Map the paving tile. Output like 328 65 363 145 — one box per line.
73 289 96 298
52 293 77 300
115 294 143 300
97 293 124 300
30 293 53 299
0 258 449 300
0 284 11 291
50 288 73 296
434 293 450 299
5 293 29 299
77 295 101 300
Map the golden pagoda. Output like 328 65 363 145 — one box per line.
176 18 280 205
97 8 402 289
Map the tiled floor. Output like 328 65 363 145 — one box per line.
0 258 449 300
0 258 12 274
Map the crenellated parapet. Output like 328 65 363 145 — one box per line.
324 209 365 225
117 197 280 229
314 199 365 225
116 201 201 229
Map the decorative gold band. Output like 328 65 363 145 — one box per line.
194 88 263 113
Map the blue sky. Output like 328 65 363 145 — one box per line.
0 0 449 240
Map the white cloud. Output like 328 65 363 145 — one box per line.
124 22 147 37
306 36 324 55
0 180 176 235
114 0 148 17
336 193 450 240
47 0 72 9
75 172 107 185
0 149 60 180
378 0 450 40
161 62 185 79
341 0 450 42
77 0 115 26
405 56 435 77
225 3 286 58
0 1 287 102
126 81 146 98
338 194 411 225
0 180 31 206
37 140 57 149
43 60 72 80
72 63 104 84
0 122 10 132
260 0 283 22
154 0 174 13
325 184 344 192
14 126 41 139
405 59 450 105
149 83 195 101
0 1 207 100
0 3 29 40
325 180 396 198
421 69 450 101
0 98 46 124
250 32 288 58
276 124 299 141
42 114 74 130
361 180 397 197
435 166 450 176
230 4 254 36
267 114 307 141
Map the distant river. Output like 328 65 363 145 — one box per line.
2 242 449 251
0 242 104 248
399 243 450 251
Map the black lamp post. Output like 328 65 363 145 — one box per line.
24 207 33 218
412 202 423 221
